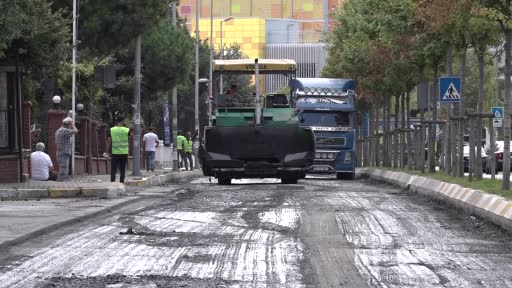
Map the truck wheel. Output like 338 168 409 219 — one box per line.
281 178 298 184
218 178 231 185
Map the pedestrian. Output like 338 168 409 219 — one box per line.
177 130 187 170
185 131 194 170
192 129 200 169
106 116 130 183
31 142 57 181
142 127 159 172
55 117 78 181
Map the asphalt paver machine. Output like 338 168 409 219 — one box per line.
199 59 315 185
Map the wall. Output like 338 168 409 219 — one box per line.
198 17 266 59
0 156 19 182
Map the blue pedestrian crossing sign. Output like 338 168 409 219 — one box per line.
492 107 504 118
439 77 461 102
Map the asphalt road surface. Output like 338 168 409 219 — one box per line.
1 177 511 287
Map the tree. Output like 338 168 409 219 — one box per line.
71 0 168 54
143 21 195 93
479 0 512 189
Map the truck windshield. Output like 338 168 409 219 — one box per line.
299 111 351 127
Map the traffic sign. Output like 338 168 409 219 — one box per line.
493 119 503 128
439 77 461 102
492 107 504 119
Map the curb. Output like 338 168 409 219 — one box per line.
0 196 142 251
0 186 126 200
358 168 512 232
125 171 202 187
0 171 202 200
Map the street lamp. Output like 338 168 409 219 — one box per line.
76 103 84 113
52 95 61 109
194 0 200 135
219 16 234 94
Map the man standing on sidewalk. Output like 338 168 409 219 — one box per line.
106 116 130 183
142 127 159 172
177 130 187 170
185 131 194 170
55 117 78 182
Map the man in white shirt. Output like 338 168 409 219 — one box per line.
31 142 56 181
142 127 159 172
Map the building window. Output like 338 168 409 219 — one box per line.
0 72 8 148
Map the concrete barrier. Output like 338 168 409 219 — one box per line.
358 168 512 232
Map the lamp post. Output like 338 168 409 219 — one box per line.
52 95 61 110
209 0 213 125
219 16 233 94
71 0 77 177
76 103 84 113
195 0 200 134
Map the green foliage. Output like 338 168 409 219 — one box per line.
58 51 106 107
76 0 168 54
325 0 418 103
143 21 195 91
0 0 69 80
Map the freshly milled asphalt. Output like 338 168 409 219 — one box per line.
0 177 511 287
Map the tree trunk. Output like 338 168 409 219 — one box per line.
458 47 467 177
375 104 381 167
394 94 400 168
446 45 454 175
503 29 512 190
469 117 475 181
384 97 390 167
401 92 406 168
387 96 392 167
406 91 413 170
476 52 485 179
430 62 439 173
419 66 426 173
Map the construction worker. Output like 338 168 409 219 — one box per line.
177 130 187 170
185 131 194 170
106 116 130 183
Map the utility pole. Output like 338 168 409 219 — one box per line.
195 0 200 133
209 0 213 125
194 0 200 170
171 1 179 171
132 34 142 176
71 0 77 176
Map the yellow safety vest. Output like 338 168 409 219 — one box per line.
111 126 129 155
185 138 193 153
177 135 186 151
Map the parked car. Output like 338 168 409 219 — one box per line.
486 141 512 172
463 145 488 173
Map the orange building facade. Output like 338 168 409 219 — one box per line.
179 0 341 59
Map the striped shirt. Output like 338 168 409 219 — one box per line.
55 127 74 156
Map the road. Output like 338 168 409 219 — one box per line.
0 177 511 287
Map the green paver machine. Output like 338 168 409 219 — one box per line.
199 59 315 185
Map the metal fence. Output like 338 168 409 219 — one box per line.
264 43 329 93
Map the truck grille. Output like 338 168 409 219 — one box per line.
315 137 346 146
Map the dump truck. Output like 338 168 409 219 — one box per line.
199 59 315 185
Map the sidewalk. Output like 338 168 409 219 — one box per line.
0 169 202 199
0 169 202 249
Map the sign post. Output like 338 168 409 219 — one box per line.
439 77 461 103
492 106 504 128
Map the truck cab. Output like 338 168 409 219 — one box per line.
292 78 357 179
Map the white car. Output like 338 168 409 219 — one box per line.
463 145 487 173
